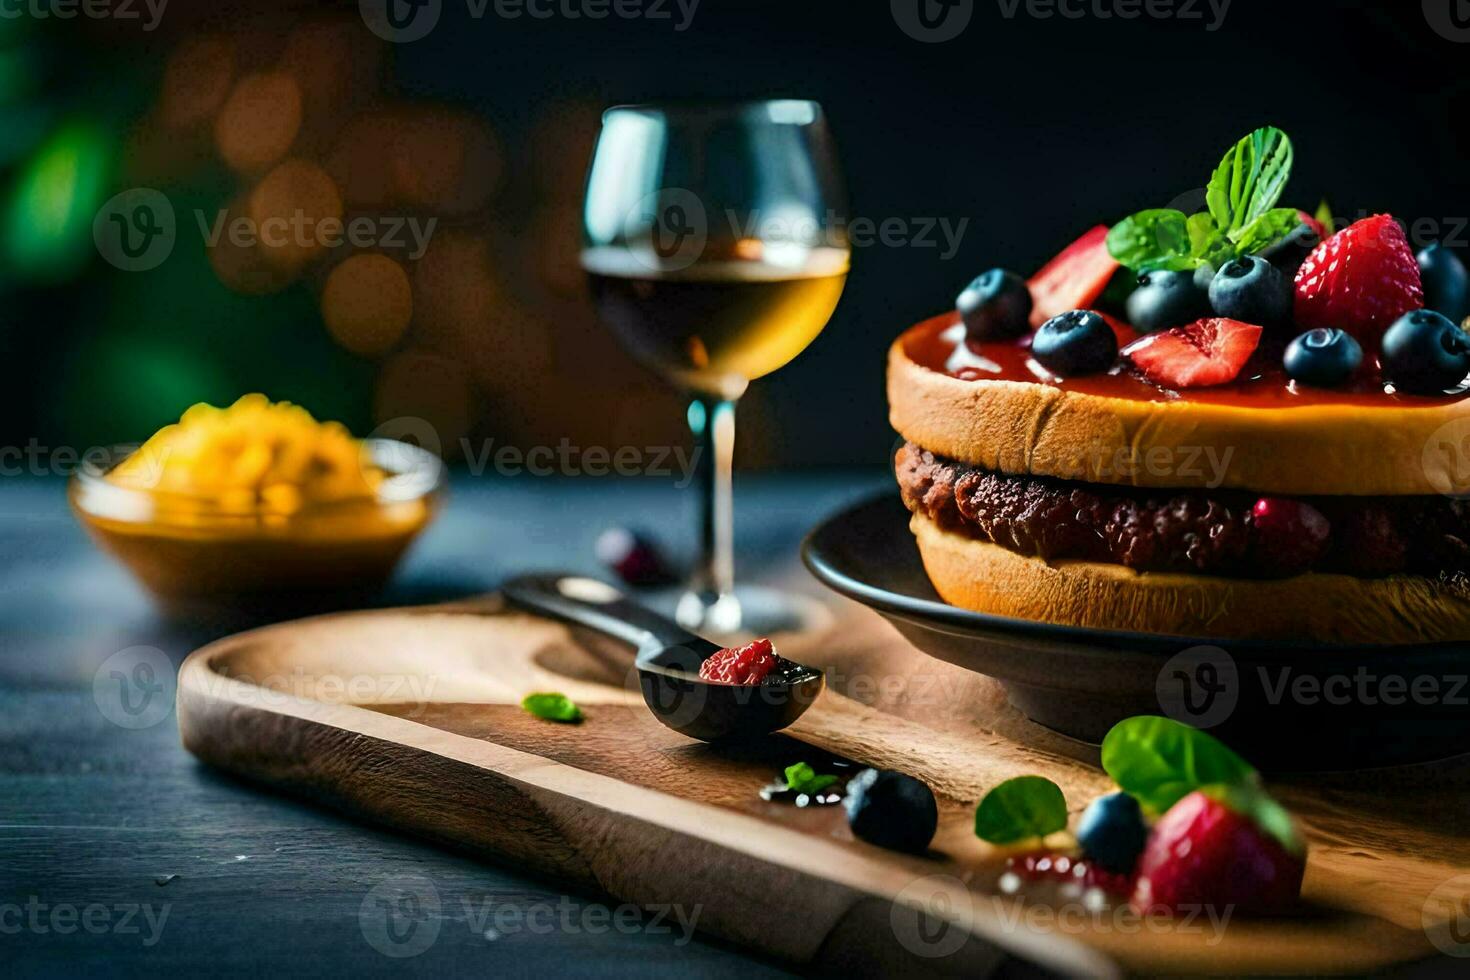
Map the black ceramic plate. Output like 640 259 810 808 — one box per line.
802 494 1470 771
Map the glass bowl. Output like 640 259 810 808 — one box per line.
70 438 445 615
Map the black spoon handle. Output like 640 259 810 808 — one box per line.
500 574 704 654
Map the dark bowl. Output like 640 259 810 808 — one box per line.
802 495 1470 772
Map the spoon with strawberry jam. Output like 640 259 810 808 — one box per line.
501 574 824 742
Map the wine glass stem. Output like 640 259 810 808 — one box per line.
684 395 738 630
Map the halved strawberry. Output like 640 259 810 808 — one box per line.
1294 214 1423 343
1028 225 1119 327
1122 318 1263 389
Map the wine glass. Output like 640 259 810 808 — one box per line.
581 100 849 635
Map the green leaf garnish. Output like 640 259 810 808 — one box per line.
1108 126 1300 273
783 761 838 795
1230 207 1304 254
1100 715 1256 816
1206 127 1294 236
1106 209 1193 271
974 775 1068 844
521 692 583 724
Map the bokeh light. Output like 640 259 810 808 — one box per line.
247 158 342 271
214 71 303 173
208 194 298 296
321 253 413 357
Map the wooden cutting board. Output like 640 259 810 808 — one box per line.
177 592 1470 976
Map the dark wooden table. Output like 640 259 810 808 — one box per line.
1 472 887 978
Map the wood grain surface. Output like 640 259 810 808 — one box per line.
177 594 1470 976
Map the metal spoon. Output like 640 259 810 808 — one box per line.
500 574 824 742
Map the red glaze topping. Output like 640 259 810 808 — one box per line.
699 638 778 685
904 314 1467 408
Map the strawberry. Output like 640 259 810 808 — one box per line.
698 637 777 685
1294 214 1424 343
1296 209 1326 243
1122 318 1263 389
1131 787 1305 915
1028 225 1119 327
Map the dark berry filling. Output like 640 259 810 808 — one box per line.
896 442 1470 579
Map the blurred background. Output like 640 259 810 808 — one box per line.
1 0 1466 468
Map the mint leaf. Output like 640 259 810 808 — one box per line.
784 762 838 795
1106 209 1194 271
1202 783 1304 856
521 692 583 723
1100 716 1257 816
974 775 1068 844
1206 127 1294 236
1229 207 1303 255
1186 212 1234 270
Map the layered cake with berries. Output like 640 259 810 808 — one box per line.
890 128 1470 643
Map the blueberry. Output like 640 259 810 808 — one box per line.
957 269 1033 341
1031 310 1118 377
1208 255 1292 326
1417 243 1470 324
1126 269 1210 333
1192 264 1217 293
1076 792 1148 874
1381 310 1470 395
844 768 938 854
1283 328 1362 388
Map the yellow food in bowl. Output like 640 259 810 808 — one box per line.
71 395 444 609
108 394 385 523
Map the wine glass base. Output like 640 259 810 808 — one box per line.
672 585 833 640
